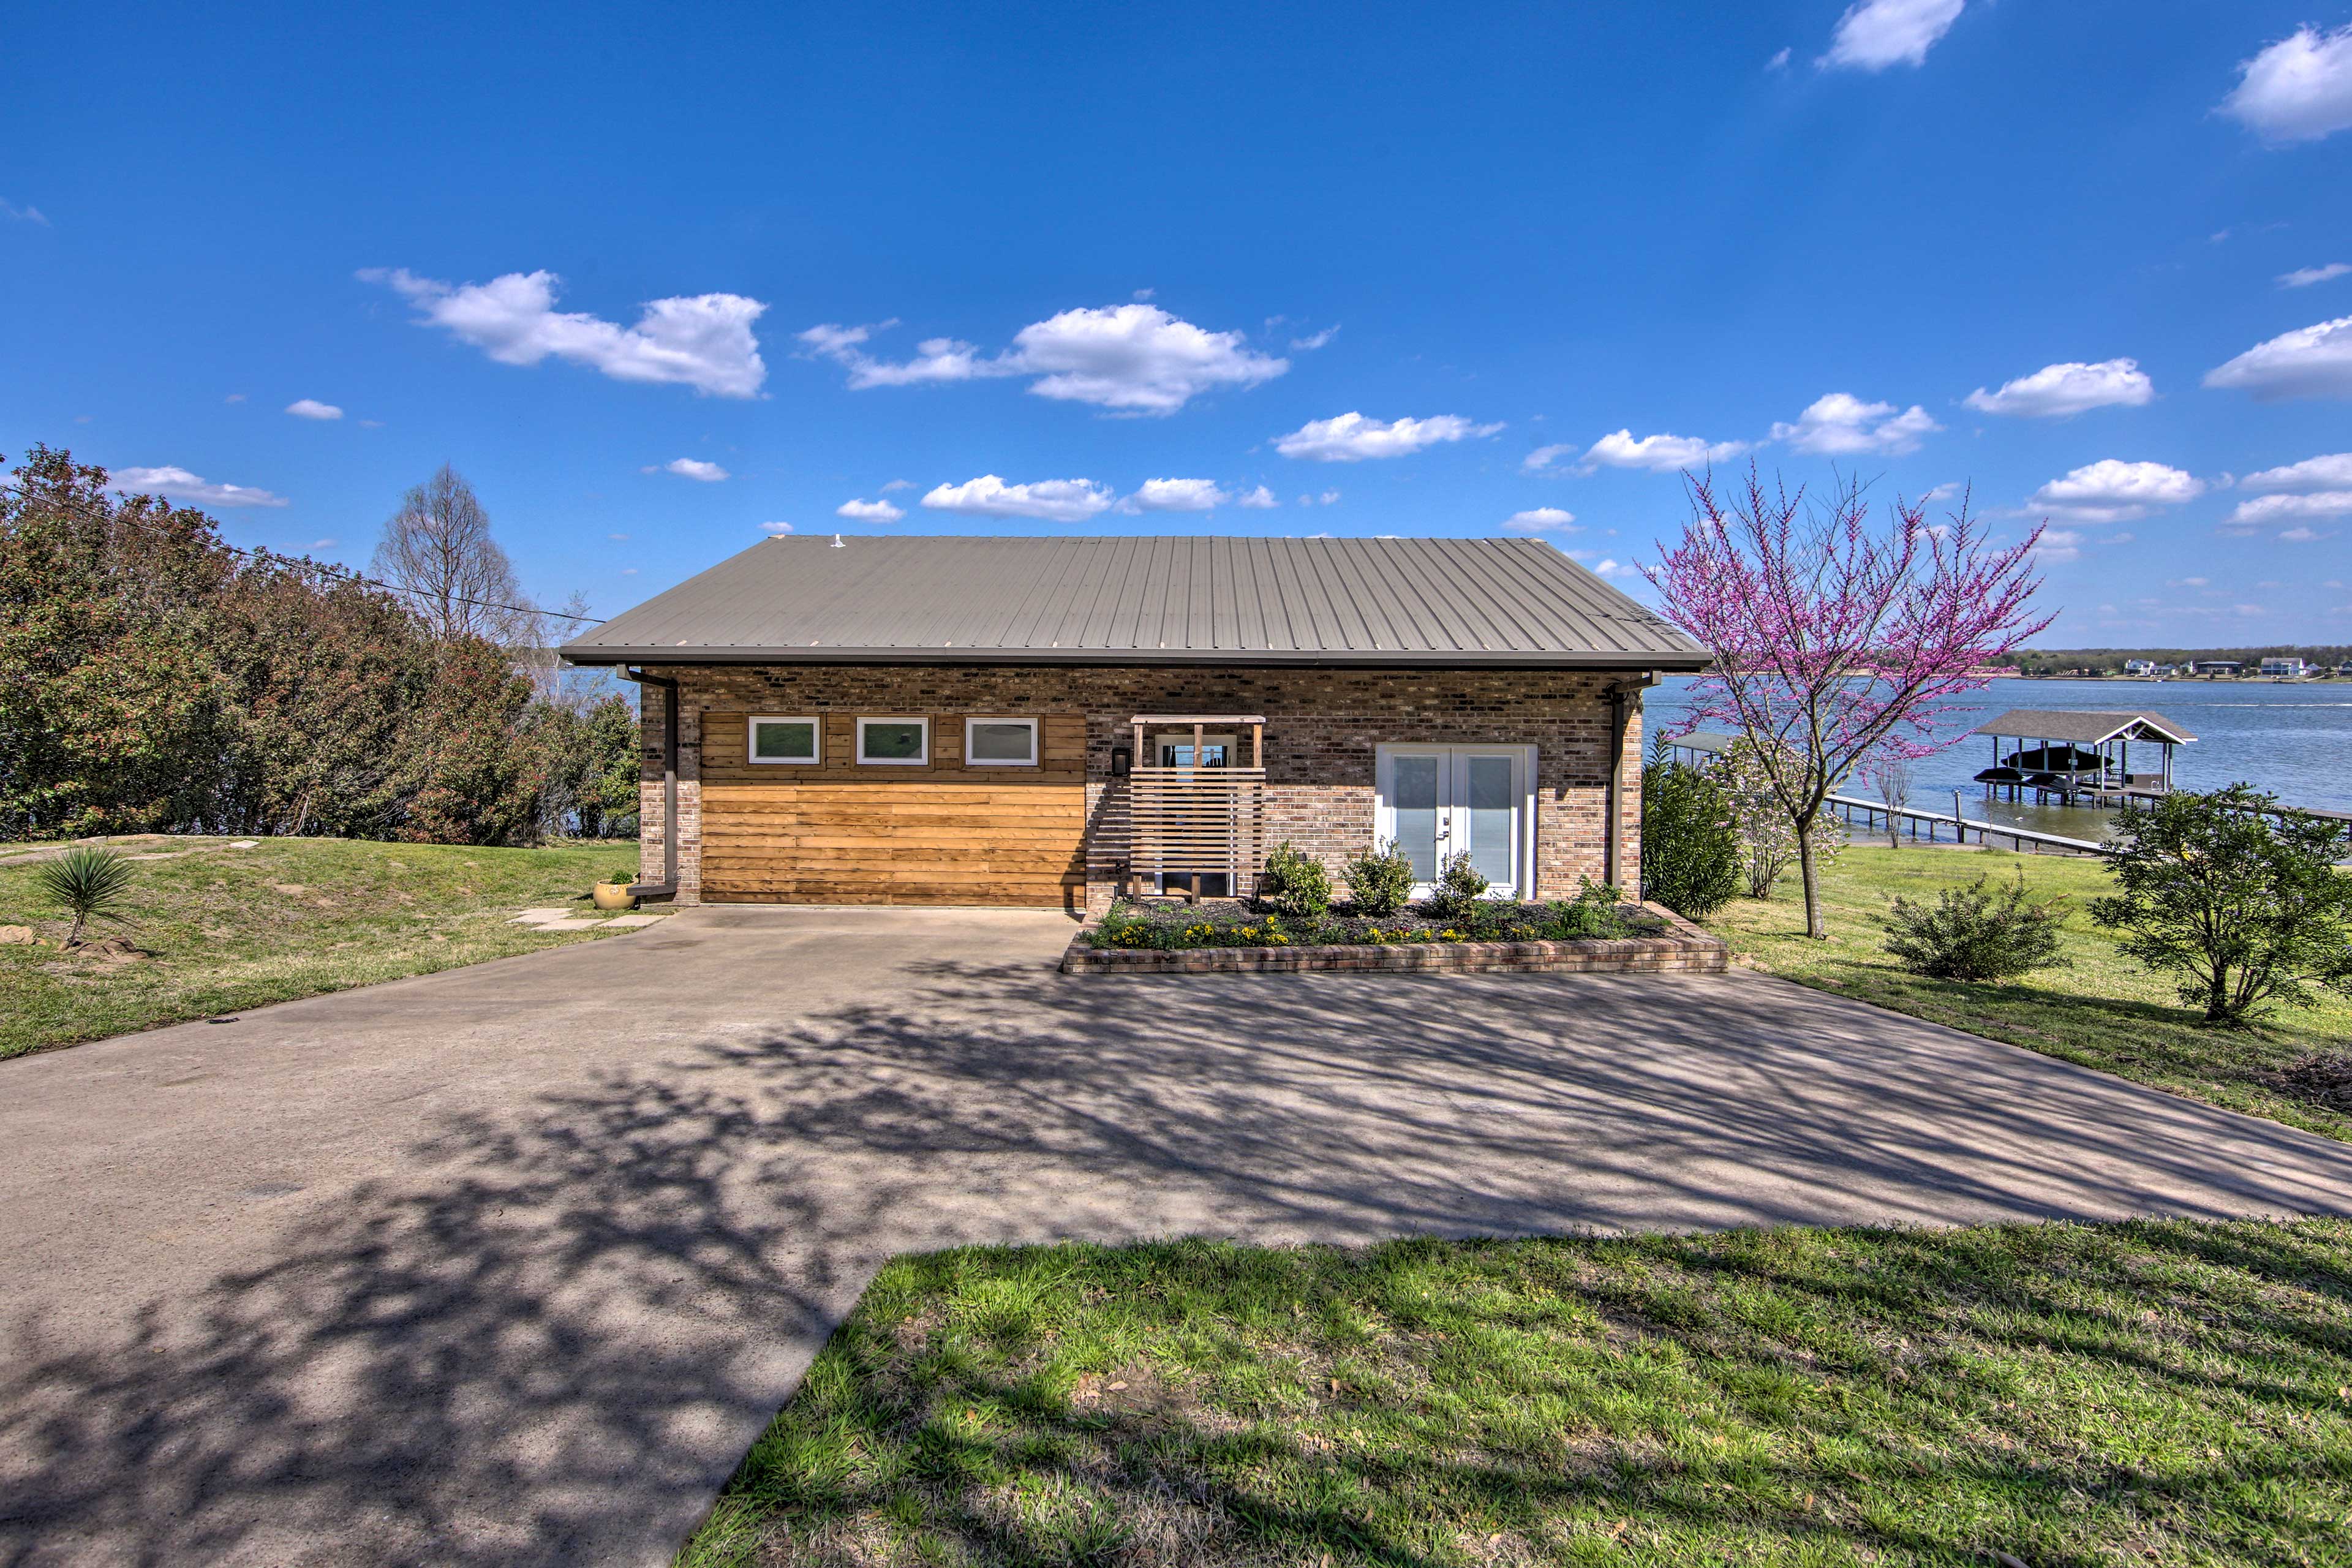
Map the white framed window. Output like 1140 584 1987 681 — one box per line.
965 716 1039 767
1373 744 1537 899
747 715 821 765
856 715 930 766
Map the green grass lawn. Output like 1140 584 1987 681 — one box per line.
0 835 641 1059
684 1219 2352 1567
1706 845 2352 1145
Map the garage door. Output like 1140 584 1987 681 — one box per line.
698 712 1087 908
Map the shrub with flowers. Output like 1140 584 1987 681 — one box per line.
1089 879 1655 952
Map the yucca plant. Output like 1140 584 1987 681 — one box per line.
35 846 136 948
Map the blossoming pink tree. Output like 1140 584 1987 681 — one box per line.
1646 467 2053 937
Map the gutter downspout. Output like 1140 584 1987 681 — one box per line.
1604 671 1663 892
617 666 680 900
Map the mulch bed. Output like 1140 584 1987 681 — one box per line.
2277 1052 2352 1114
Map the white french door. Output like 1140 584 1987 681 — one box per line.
1373 745 1536 899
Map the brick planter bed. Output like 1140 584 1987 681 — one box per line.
1060 902 1727 976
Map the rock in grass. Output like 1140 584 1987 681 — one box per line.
0 925 37 945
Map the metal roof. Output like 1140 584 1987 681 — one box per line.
1967 709 2197 745
562 536 1708 668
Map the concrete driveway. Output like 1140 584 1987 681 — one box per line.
4 905 2351 1568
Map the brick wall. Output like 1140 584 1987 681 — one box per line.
637 664 1652 908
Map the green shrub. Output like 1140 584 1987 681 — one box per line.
2090 784 2352 1027
1881 872 2068 982
1343 839 1416 915
1641 757 1741 918
1254 841 1332 918
34 845 136 948
1423 851 1491 921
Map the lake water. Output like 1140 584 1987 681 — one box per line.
1646 676 2352 840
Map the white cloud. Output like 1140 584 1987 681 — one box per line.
366 268 767 398
761 521 793 535
2241 453 2352 492
2280 262 2352 288
836 497 905 522
1820 0 1965 71
2280 526 2335 543
1521 443 1578 474
1579 428 1751 471
1235 485 1279 509
2032 529 2086 564
1275 412 1504 461
2204 315 2352 399
880 478 914 492
1570 551 1638 579
1319 489 1341 505
224 393 246 403
0 198 50 226
358 419 384 429
920 475 1116 522
2220 24 2352 143
1767 47 1792 70
2225 491 2352 525
1289 325 1340 351
2026 459 2206 524
650 458 728 482
1126 478 1229 513
1769 393 1940 456
110 466 289 508
285 398 344 421
1962 358 2154 418
1502 507 1578 534
802 304 1286 415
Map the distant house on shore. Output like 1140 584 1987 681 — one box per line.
2191 659 2241 676
2260 656 2307 678
2123 659 2156 677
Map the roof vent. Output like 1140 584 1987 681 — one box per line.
831 533 845 548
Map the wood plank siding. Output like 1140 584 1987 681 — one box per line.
699 712 1087 908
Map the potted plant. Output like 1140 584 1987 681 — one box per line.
592 869 638 911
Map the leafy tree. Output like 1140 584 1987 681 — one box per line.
1647 467 2051 937
1 445 589 848
1719 736 1842 899
396 638 544 846
2089 785 2352 1027
1641 752 1741 918
537 692 641 839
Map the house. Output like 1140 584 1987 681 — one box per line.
2260 656 2306 679
560 535 1709 912
2122 659 2155 677
2192 659 2241 676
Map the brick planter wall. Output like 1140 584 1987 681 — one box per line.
638 664 1651 910
1060 902 1727 976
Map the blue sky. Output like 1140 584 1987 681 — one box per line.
6 1 2352 644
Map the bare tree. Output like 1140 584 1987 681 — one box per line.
1872 752 1912 848
372 465 532 643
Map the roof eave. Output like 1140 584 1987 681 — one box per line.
560 644 1711 671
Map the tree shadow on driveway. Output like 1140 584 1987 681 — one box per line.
6 933 2351 1567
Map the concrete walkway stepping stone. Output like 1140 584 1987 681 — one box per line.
531 918 605 932
508 908 575 925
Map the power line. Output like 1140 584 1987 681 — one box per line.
0 480 603 625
